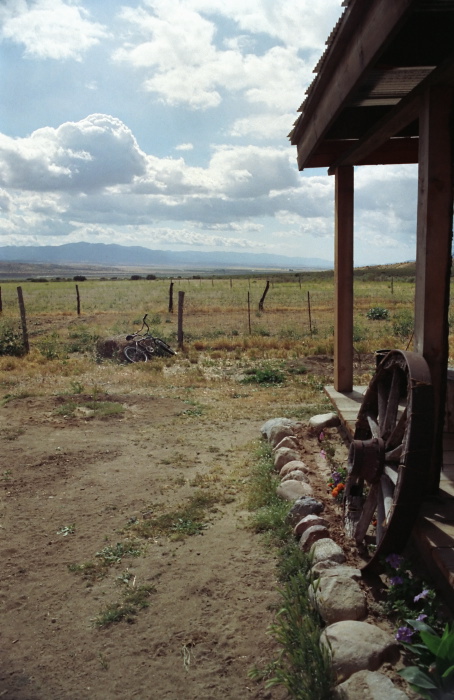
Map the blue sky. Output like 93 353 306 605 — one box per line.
0 0 419 265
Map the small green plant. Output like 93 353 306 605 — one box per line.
398 620 454 699
353 323 366 342
127 491 222 541
69 380 85 394
95 541 143 566
38 332 61 359
393 309 414 339
181 400 204 417
54 401 77 417
242 365 285 385
382 554 440 629
93 584 156 627
57 524 75 536
66 326 97 353
85 401 124 418
0 323 25 357
366 306 389 320
249 573 334 699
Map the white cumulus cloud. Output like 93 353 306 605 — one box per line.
0 0 108 60
114 2 314 111
0 114 147 192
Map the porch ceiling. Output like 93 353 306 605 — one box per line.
290 0 454 170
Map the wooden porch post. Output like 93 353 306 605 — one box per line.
414 85 454 494
334 165 354 392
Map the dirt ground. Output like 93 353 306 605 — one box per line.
1 386 299 700
0 351 407 700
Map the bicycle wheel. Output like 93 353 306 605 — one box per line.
155 338 176 356
124 346 148 363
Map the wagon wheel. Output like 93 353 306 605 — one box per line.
344 350 434 572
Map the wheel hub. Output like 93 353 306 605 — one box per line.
348 437 385 484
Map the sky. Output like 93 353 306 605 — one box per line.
0 0 420 266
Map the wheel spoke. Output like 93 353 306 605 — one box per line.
381 473 395 524
382 369 401 441
354 482 379 545
383 465 399 485
366 413 380 438
385 408 407 451
377 382 388 431
384 445 402 462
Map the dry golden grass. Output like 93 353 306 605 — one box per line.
1 274 453 407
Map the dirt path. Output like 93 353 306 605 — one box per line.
1 393 290 700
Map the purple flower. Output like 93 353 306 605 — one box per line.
318 431 324 442
390 576 404 586
332 471 343 485
417 614 428 621
320 450 326 459
414 589 430 602
396 626 414 643
386 553 404 569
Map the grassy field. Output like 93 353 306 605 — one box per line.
0 271 453 398
0 274 424 345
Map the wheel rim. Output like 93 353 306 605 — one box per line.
124 346 147 363
344 350 434 570
156 339 175 356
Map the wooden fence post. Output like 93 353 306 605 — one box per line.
168 281 174 313
177 291 185 349
17 286 30 354
307 291 313 337
75 285 81 315
247 292 251 334
258 280 270 312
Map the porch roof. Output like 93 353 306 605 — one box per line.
290 0 454 171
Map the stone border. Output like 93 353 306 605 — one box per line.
261 416 410 700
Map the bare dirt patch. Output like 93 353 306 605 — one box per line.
0 351 408 699
1 391 291 700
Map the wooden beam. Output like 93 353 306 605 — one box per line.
327 54 454 172
334 166 354 393
293 0 414 166
414 85 454 494
307 138 418 169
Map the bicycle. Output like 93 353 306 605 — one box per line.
123 314 176 362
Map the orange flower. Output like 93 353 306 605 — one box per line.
331 483 345 498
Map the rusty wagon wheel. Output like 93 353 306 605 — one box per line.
344 350 434 571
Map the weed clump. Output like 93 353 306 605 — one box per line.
366 306 389 320
242 364 285 385
94 584 156 627
0 323 25 357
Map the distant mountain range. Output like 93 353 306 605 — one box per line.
0 242 332 270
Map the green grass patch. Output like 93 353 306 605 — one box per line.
245 440 334 700
242 364 286 385
69 539 144 581
94 584 156 627
246 441 290 543
249 573 334 700
127 490 223 541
